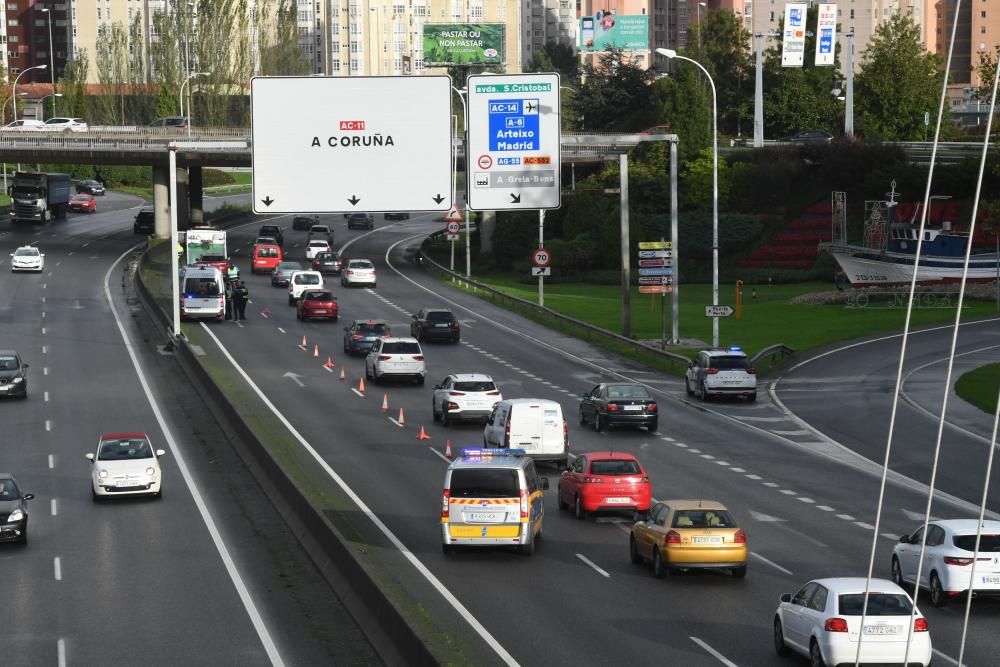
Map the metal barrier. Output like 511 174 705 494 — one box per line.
751 344 795 368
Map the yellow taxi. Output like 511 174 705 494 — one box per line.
629 499 748 578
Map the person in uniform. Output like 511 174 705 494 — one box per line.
232 281 249 321
224 280 234 320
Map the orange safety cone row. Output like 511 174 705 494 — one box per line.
445 440 453 458
416 425 431 440
397 407 406 425
358 376 366 393
381 393 389 412
313 344 319 358
323 356 335 369
261 305 271 318
339 366 346 381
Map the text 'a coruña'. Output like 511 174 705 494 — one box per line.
311 134 396 148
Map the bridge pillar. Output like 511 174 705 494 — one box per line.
153 163 170 239
478 210 496 254
175 166 190 230
188 165 204 226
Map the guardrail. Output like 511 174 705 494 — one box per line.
750 343 795 368
416 238 693 373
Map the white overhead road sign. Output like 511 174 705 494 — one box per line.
250 76 453 215
466 73 561 211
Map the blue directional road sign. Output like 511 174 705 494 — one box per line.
638 267 674 277
489 100 540 152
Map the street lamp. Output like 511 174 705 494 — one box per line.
451 85 471 278
657 47 720 347
697 2 707 51
38 93 63 120
180 72 208 138
12 64 48 122
38 7 56 119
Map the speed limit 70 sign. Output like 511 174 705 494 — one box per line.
531 248 552 268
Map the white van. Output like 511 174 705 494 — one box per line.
179 265 225 320
288 270 324 305
483 398 568 466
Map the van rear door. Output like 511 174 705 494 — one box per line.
508 403 546 453
182 275 223 315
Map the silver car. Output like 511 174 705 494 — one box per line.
341 259 376 288
685 347 757 402
432 373 502 425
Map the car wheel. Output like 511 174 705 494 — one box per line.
519 538 535 556
629 536 643 565
416 375 425 386
442 543 455 556
732 564 747 578
574 495 587 520
296 310 302 320
16 530 27 545
652 549 667 579
773 618 789 656
579 406 587 426
647 419 658 433
685 377 694 396
891 557 905 587
700 382 709 402
595 413 605 432
442 409 452 427
557 484 568 510
809 639 826 667
432 400 441 422
748 392 757 403
343 339 350 353
930 572 949 607
288 296 295 305
365 364 373 381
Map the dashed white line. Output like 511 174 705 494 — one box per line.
660 436 675 442
779 489 796 495
763 482 779 488
42 345 49 354
854 521 876 530
881 532 899 541
745 474 762 480
388 418 404 427
277 327 286 334
427 446 451 463
687 448 701 454
41 327 46 335
51 499 57 516
44 367 49 375
773 429 811 436
730 467 745 473
45 420 52 432
837 514 856 521
734 416 786 422
673 442 687 448
53 557 62 581
48 455 54 469
714 460 730 466
576 554 611 578
44 391 49 402
689 636 738 667
57 639 66 667
751 552 793 575
351 388 366 398
816 505 835 512
797 497 815 504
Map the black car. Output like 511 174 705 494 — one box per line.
292 215 320 231
149 116 189 129
76 179 105 196
0 350 29 399
312 250 343 275
0 474 33 544
579 383 657 432
259 224 284 246
785 130 833 144
133 208 155 235
347 213 374 230
410 308 460 343
271 261 304 287
384 212 410 220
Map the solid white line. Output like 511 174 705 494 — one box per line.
576 554 611 578
48 454 54 469
388 417 404 427
53 557 62 581
773 429 811 436
103 248 285 667
751 551 793 575
57 638 66 667
933 648 968 667
428 446 451 464
735 416 786 422
197 322 519 666
689 636 738 667
351 388 365 398
51 498 57 516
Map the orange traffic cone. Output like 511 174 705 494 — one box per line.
398 407 406 425
358 377 366 393
301 335 307 348
261 305 271 318
313 344 319 358
323 356 335 369
339 366 346 381
416 425 431 440
381 393 389 411
445 440 453 458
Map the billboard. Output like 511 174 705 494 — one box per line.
815 3 837 66
422 23 505 66
579 12 649 52
781 3 807 67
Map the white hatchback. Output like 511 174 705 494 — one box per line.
432 373 502 426
774 577 932 667
86 432 166 500
10 246 44 272
892 519 1000 607
341 259 376 288
365 337 425 385
288 270 324 304
305 239 331 260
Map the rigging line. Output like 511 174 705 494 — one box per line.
855 3 963 665
956 54 1000 665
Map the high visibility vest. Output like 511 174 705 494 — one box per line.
227 266 239 280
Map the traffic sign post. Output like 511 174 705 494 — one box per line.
704 305 735 318
446 220 461 269
250 76 453 215
636 239 675 348
466 73 561 211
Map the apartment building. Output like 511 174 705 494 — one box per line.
3 0 71 82
522 0 577 66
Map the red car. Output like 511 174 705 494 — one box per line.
557 452 651 519
296 289 338 321
194 254 230 274
68 193 97 213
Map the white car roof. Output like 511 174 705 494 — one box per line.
927 519 1000 534
290 270 322 276
500 398 562 407
16 245 40 253
348 259 373 265
381 337 420 344
806 577 907 595
307 240 330 246
449 373 494 382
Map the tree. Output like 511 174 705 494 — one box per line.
854 15 947 140
94 23 130 124
526 42 579 83
646 68 712 162
571 47 656 131
684 10 753 137
258 0 309 76
155 83 176 118
58 50 89 118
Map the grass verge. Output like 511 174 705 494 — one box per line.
955 364 1000 416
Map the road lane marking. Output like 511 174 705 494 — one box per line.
428 447 451 464
933 649 968 666
854 521 876 530
576 554 610 578
714 461 730 466
44 367 49 375
687 448 701 454
773 429 811 435
660 436 675 442
57 639 66 667
751 552 793 575
730 467 745 472
881 532 899 540
48 455 54 469
42 327 46 335
54 557 62 581
734 416 785 422
196 322 518 667
51 499 57 516
388 418 404 427
763 482 779 487
104 248 287 667
816 505 835 511
745 474 762 480
45 420 52 431
779 489 796 495
351 388 365 398
797 497 815 504
277 327 286 334
42 345 49 354
700 454 715 459
837 514 856 521
689 637 738 667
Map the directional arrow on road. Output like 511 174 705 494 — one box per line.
902 509 940 522
749 511 788 523
510 193 521 204
282 371 305 387
348 195 360 206
261 196 274 207
432 194 444 204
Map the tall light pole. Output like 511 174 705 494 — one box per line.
697 2 707 53
12 64 48 122
38 93 63 120
657 48 719 347
181 72 208 138
38 7 56 119
451 85 471 278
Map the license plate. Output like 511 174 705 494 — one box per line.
622 405 643 411
313 310 328 314
0 386 9 391
604 497 631 504
435 323 449 328
116 479 142 488
982 576 1000 584
466 511 505 522
863 625 900 635
692 536 723 544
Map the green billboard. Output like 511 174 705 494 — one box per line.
423 23 505 66
579 14 649 52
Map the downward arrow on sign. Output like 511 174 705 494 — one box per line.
261 196 274 207
432 194 444 204
348 195 360 206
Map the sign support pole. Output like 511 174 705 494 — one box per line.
620 154 631 338
168 144 181 341
670 140 680 344
660 236 667 349
538 209 545 307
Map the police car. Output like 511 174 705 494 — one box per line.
441 449 547 555
685 346 757 402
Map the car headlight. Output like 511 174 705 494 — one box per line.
12 377 23 383
146 467 157 477
98 469 109 479
7 509 23 523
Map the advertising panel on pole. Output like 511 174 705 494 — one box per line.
422 24 505 66
815 4 837 66
251 76 452 215
466 73 561 211
579 13 649 52
781 3 807 67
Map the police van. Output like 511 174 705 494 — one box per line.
441 449 548 555
179 265 225 320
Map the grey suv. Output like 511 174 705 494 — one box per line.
133 208 155 235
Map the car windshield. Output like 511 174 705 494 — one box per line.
0 479 20 498
277 262 302 272
426 311 455 321
589 459 642 475
14 248 39 256
72 195 90 201
450 469 519 498
454 381 496 392
317 252 339 261
382 342 421 354
310 226 330 233
607 385 651 399
358 323 388 335
838 593 913 616
710 356 750 370
98 438 154 460
309 241 329 248
306 291 334 301
184 277 221 296
296 274 321 285
350 261 374 269
257 248 279 258
953 534 1000 552
0 356 18 370
672 509 736 528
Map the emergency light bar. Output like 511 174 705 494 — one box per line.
460 448 527 457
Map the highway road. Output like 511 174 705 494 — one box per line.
200 212 1000 666
0 193 378 666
